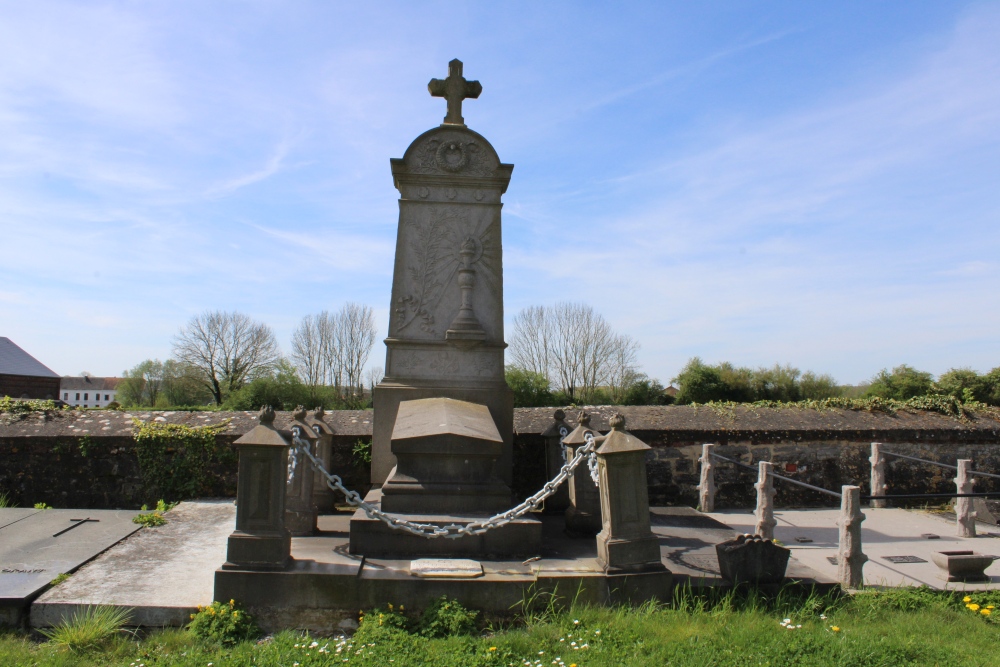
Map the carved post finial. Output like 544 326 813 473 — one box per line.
553 409 566 422
259 405 275 424
609 413 625 431
313 406 325 419
292 405 307 421
578 411 591 426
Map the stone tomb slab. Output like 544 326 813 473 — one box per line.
33 501 236 628
0 509 141 622
0 509 40 531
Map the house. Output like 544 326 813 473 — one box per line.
0 337 61 400
60 376 123 408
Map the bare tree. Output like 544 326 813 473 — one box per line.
508 302 641 402
291 313 326 397
366 365 384 397
339 303 377 405
606 334 641 403
172 310 280 405
509 305 553 380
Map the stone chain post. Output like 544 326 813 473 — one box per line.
754 461 776 539
869 442 886 509
836 485 867 590
955 459 977 538
698 444 716 513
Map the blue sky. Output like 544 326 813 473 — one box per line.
1 1 998 385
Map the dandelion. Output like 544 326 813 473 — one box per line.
831 626 841 632
964 596 972 603
982 609 992 616
968 603 981 611
490 646 497 651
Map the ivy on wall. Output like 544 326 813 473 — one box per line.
696 395 1000 421
131 418 234 502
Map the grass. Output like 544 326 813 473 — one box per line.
37 605 133 653
1 587 998 666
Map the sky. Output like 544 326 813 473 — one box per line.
1 1 998 385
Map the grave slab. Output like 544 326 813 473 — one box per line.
0 508 40 531
1 508 141 626
31 500 235 628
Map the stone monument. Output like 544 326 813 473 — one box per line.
351 59 539 556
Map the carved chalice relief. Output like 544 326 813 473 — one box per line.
394 210 500 338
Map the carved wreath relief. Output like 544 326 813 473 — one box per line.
395 208 501 336
409 135 497 177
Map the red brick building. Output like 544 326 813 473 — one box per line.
0 337 61 400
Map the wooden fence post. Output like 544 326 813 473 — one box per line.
754 461 776 539
869 442 886 509
698 444 716 512
955 459 977 538
837 485 867 590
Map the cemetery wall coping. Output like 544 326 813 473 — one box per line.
2 405 999 442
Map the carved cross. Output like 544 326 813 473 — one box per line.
52 517 100 537
428 59 482 126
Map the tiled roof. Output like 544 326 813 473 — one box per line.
60 376 124 391
0 338 59 378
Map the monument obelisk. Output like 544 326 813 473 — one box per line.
351 60 539 556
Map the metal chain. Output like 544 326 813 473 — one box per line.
585 432 600 485
558 425 569 464
298 437 596 540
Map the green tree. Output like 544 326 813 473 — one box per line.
621 376 670 405
222 359 312 411
799 371 842 399
118 360 165 407
672 358 731 404
505 366 554 408
864 364 934 400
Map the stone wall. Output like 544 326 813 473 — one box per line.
2 405 999 510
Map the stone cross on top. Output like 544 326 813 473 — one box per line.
428 59 482 127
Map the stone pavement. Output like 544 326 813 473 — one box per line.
708 508 1000 590
31 500 235 627
25 503 996 630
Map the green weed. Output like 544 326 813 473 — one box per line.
38 605 132 652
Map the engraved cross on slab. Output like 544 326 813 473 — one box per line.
428 59 482 127
52 517 100 537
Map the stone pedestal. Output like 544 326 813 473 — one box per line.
284 407 318 536
380 397 511 514
541 410 571 513
564 412 602 535
223 406 291 571
349 489 541 558
307 408 336 513
595 414 667 575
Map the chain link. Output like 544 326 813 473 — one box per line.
298 437 596 539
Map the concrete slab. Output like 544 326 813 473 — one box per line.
0 508 40 531
652 507 834 587
708 508 1000 590
31 500 235 628
1 508 141 621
